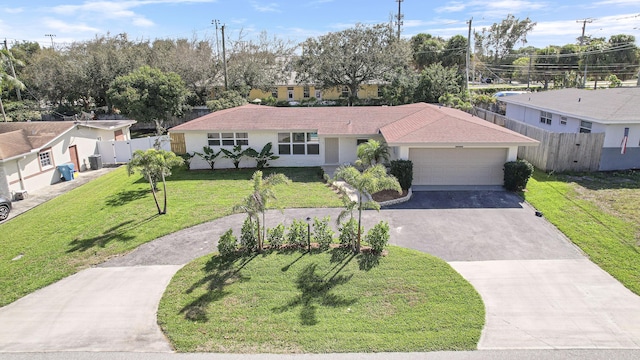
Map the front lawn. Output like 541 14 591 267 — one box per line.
525 169 640 295
158 246 484 353
0 166 341 306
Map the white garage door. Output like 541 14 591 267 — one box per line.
409 148 507 186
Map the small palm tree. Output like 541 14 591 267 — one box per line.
127 149 184 215
234 171 291 252
334 164 401 253
356 139 390 168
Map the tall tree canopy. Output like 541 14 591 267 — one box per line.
477 14 537 63
108 66 187 135
296 23 410 105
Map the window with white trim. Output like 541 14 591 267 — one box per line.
39 149 53 169
278 132 319 155
341 86 349 98
579 121 592 133
315 90 321 99
207 132 248 146
303 86 310 98
540 111 552 125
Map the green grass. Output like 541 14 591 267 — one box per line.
0 166 341 306
525 169 640 295
158 246 484 353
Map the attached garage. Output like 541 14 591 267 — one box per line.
409 148 507 186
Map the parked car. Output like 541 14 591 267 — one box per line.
0 196 11 222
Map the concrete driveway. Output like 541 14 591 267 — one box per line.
1 191 640 352
384 191 640 349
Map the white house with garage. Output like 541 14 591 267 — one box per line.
0 120 135 199
498 87 640 171
169 103 538 187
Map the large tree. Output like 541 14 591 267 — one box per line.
296 23 410 105
127 149 184 215
108 65 188 135
477 14 537 64
414 63 463 103
0 49 26 121
410 33 444 70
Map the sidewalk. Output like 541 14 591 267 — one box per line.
7 167 118 220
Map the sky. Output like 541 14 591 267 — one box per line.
1 0 639 50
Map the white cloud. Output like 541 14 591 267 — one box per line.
251 2 281 13
595 0 640 6
4 7 24 14
43 18 102 34
436 2 466 13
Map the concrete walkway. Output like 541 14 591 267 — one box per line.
1 189 640 353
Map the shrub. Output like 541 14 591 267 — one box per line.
365 221 390 253
240 217 257 251
338 218 361 248
504 160 534 191
217 229 237 257
390 159 413 190
267 224 285 248
286 219 308 247
313 216 335 251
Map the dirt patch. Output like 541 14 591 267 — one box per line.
372 189 408 202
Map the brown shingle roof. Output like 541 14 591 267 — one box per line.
171 103 538 146
0 122 75 160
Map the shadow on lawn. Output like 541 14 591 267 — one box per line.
66 214 159 253
274 254 357 326
105 189 150 207
535 170 640 191
179 253 257 322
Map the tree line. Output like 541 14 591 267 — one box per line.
1 16 638 125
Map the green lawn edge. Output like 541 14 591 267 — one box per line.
525 170 640 295
158 246 485 353
0 166 342 306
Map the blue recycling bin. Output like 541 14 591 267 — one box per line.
57 163 75 181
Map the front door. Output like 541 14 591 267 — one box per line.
325 138 339 164
68 145 80 172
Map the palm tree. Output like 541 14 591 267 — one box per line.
235 171 290 252
0 49 25 122
334 164 401 253
356 139 390 168
127 149 184 215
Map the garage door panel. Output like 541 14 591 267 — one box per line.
409 148 506 186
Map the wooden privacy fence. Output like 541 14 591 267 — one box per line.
474 108 605 172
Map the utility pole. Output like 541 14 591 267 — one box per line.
44 34 56 49
3 39 21 100
221 24 228 90
576 18 593 46
396 0 404 41
211 19 220 60
527 53 532 89
465 18 472 97
576 19 593 88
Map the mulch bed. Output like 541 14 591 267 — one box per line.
371 189 408 202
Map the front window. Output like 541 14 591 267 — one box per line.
39 149 53 170
579 121 592 133
303 86 310 98
278 132 319 155
540 111 552 125
208 132 248 146
341 86 349 98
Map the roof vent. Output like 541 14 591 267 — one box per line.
578 98 581 102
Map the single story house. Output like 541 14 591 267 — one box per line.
169 103 538 187
0 120 136 198
499 88 640 171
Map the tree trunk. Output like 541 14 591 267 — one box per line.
161 172 167 214
356 193 362 254
147 174 162 214
257 215 262 253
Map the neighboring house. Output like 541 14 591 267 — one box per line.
249 84 382 103
499 88 640 171
0 120 136 198
169 103 538 187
